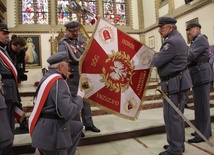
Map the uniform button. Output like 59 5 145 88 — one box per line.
64 128 66 130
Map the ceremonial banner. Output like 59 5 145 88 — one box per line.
79 18 155 120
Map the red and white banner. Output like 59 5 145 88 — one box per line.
79 19 155 120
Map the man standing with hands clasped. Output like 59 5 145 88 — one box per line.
153 17 192 155
186 21 212 143
30 52 85 155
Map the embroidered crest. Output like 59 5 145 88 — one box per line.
140 50 152 66
99 26 114 44
81 76 93 94
124 97 137 113
163 43 169 50
100 50 135 93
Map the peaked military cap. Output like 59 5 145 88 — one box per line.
0 23 9 33
186 21 201 31
158 16 177 27
64 21 80 31
47 52 71 65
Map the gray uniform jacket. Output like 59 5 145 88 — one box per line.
31 69 83 151
188 34 213 86
153 30 192 93
0 46 21 103
188 34 212 139
58 34 94 127
58 34 85 96
0 94 13 148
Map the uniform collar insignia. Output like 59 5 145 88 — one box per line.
163 43 169 50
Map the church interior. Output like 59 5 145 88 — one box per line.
0 0 214 154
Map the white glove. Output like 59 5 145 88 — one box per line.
77 83 85 98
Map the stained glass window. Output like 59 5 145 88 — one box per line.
57 0 97 25
103 0 126 26
19 1 129 26
79 0 97 25
57 0 74 24
21 0 49 24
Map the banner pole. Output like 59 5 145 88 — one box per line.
156 87 214 147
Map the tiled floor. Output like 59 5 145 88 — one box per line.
15 82 214 155
76 129 214 155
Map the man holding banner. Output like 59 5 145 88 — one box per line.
58 21 101 136
153 17 192 155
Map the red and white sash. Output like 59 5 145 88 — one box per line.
0 50 23 122
29 74 62 136
14 106 25 122
0 50 18 84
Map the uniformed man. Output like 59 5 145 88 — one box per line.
153 17 192 155
0 23 21 155
186 22 212 143
0 75 13 155
58 21 100 137
30 52 84 155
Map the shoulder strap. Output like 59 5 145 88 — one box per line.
63 41 82 61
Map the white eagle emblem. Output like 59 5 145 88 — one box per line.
110 61 127 81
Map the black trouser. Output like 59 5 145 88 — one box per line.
1 143 14 155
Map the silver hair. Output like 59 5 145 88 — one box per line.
48 63 61 69
169 24 177 30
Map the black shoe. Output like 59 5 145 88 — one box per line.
163 145 185 152
191 132 212 137
81 132 85 138
20 120 29 132
185 104 189 108
85 125 100 132
159 150 181 155
163 145 169 150
188 137 205 143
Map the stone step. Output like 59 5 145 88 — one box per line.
13 81 214 154
20 91 214 114
12 108 214 154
